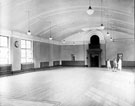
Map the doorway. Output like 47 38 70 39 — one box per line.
90 54 99 67
90 35 99 45
87 35 102 67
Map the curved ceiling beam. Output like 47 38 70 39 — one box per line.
35 20 134 39
15 6 133 29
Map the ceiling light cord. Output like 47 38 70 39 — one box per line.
101 0 103 24
106 10 110 36
100 0 105 29
28 11 29 31
27 10 31 35
49 21 53 40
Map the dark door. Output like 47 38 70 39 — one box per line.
90 54 99 67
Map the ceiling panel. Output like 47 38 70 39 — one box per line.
0 0 134 41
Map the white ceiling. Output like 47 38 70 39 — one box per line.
0 0 134 41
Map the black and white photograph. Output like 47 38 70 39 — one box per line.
0 0 135 106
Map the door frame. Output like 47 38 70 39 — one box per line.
87 49 102 67
90 53 99 67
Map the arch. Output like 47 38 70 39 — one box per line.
90 35 100 45
88 30 105 44
87 31 103 67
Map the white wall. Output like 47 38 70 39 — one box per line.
33 41 61 67
60 44 106 66
60 40 135 66
10 37 21 71
33 41 41 68
106 40 135 61
61 45 86 61
10 37 61 71
2 30 135 71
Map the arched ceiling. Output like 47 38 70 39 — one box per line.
0 0 134 42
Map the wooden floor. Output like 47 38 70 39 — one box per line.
0 67 135 106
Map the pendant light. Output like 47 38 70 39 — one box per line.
49 36 52 40
87 0 94 15
27 30 31 35
107 32 110 36
106 11 110 36
49 22 53 40
100 24 105 30
110 24 113 42
62 40 66 43
100 0 105 30
27 10 31 35
49 36 53 40
110 37 113 41
106 1 110 36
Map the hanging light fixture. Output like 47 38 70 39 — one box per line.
100 24 105 30
106 10 110 36
87 0 94 15
110 37 113 41
110 24 113 41
100 0 105 30
27 10 31 35
49 22 53 40
49 36 53 40
27 30 31 35
61 40 66 44
107 32 110 36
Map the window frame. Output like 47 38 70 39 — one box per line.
21 39 33 64
0 35 10 65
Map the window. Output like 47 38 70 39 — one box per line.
21 40 33 63
0 35 9 65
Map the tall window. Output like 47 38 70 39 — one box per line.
21 40 33 63
0 35 9 65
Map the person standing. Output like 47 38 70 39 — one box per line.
118 58 122 71
107 59 111 70
113 59 117 72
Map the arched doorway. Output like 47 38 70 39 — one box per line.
89 35 100 49
87 35 102 67
91 35 99 45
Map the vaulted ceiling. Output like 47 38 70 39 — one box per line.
0 0 134 42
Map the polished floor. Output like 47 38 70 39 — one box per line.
0 67 135 106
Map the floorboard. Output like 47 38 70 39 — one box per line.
0 67 135 106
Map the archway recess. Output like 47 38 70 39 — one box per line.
87 33 102 67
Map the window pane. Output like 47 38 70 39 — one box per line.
21 40 33 63
0 36 9 65
0 59 8 64
21 40 26 48
26 41 31 49
21 49 26 58
27 58 33 63
0 36 8 47
21 58 26 63
0 48 8 58
26 50 32 58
